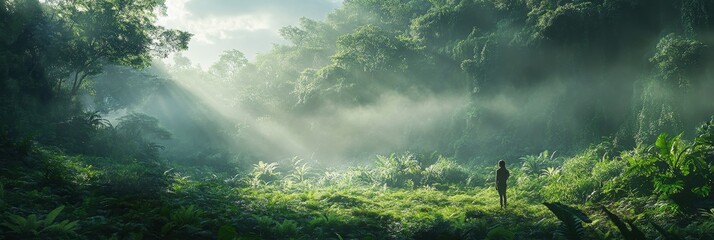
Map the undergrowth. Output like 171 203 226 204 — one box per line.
1 133 713 239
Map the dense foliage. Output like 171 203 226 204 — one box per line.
2 0 714 239
2 131 713 239
142 0 714 163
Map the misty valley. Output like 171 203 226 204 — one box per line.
2 0 714 239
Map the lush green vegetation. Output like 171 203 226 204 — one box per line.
2 132 714 239
2 0 714 239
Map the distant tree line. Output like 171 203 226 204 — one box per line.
163 0 714 162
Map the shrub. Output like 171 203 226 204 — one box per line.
373 153 422 188
423 156 469 186
96 161 170 197
627 132 713 207
520 150 559 176
541 149 600 203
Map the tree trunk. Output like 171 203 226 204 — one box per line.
70 72 87 96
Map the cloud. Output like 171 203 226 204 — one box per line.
158 0 273 44
157 0 341 66
182 29 283 68
184 0 341 21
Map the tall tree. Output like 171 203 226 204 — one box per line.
44 0 191 96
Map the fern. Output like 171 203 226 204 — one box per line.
1 205 79 237
273 219 299 237
170 205 203 226
161 205 205 236
601 206 645 240
700 208 714 219
543 202 591 240
373 152 423 187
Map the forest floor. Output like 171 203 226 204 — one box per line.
2 144 713 239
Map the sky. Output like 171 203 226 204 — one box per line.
157 0 343 68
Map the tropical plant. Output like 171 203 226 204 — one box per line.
373 153 422 187
541 166 561 177
116 113 172 141
601 206 645 240
695 117 714 149
542 202 592 240
289 157 312 183
692 117 714 193
160 204 205 237
73 111 112 130
520 150 558 175
701 208 714 219
169 205 203 226
308 213 344 234
273 219 299 238
1 206 79 238
627 132 712 205
317 170 343 186
250 161 280 185
423 156 469 185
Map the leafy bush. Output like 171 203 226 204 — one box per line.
373 153 422 188
96 161 170 197
540 149 600 203
626 131 713 207
36 149 101 190
520 150 559 175
423 156 470 186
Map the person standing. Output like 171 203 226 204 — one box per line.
496 160 510 208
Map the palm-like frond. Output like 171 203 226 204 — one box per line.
1 206 78 237
601 206 645 240
543 202 591 240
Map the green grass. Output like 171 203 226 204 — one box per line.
1 143 713 239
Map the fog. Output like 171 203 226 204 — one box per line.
138 66 472 167
84 0 714 170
